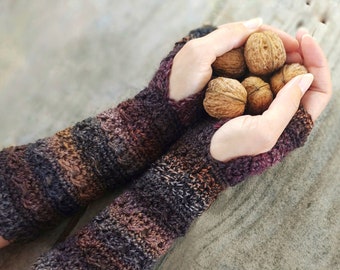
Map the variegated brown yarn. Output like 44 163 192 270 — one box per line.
0 25 217 244
33 107 313 270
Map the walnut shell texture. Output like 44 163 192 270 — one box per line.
244 30 286 76
270 63 308 95
242 76 273 115
203 77 247 119
212 47 246 78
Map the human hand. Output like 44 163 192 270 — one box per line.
210 27 332 162
169 18 265 101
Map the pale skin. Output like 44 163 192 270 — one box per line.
0 18 332 249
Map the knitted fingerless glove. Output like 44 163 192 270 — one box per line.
33 108 313 269
0 25 217 243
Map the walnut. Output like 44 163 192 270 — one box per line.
203 77 247 119
212 47 246 79
242 76 273 115
244 30 286 75
270 63 308 95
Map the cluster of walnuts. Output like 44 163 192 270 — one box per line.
203 30 308 119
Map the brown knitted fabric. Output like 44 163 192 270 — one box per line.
0 25 217 243
33 108 313 269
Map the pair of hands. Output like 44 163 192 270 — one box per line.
169 18 332 162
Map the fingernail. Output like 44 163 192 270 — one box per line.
298 73 314 94
243 18 263 29
302 33 316 41
298 27 309 34
285 73 314 95
287 73 314 94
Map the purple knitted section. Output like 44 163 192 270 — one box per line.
33 108 313 269
0 26 217 244
221 107 314 185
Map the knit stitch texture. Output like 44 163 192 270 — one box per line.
33 108 313 269
0 25 217 243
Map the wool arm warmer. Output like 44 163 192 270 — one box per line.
0 25 217 243
33 108 313 269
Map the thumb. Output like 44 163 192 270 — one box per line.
207 18 263 57
263 73 314 132
210 73 314 162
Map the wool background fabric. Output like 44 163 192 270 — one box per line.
0 0 339 269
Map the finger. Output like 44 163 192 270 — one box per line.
263 73 314 134
300 34 332 121
300 34 329 73
293 27 309 59
260 24 299 53
296 27 309 45
282 28 307 64
286 51 303 64
202 18 263 56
